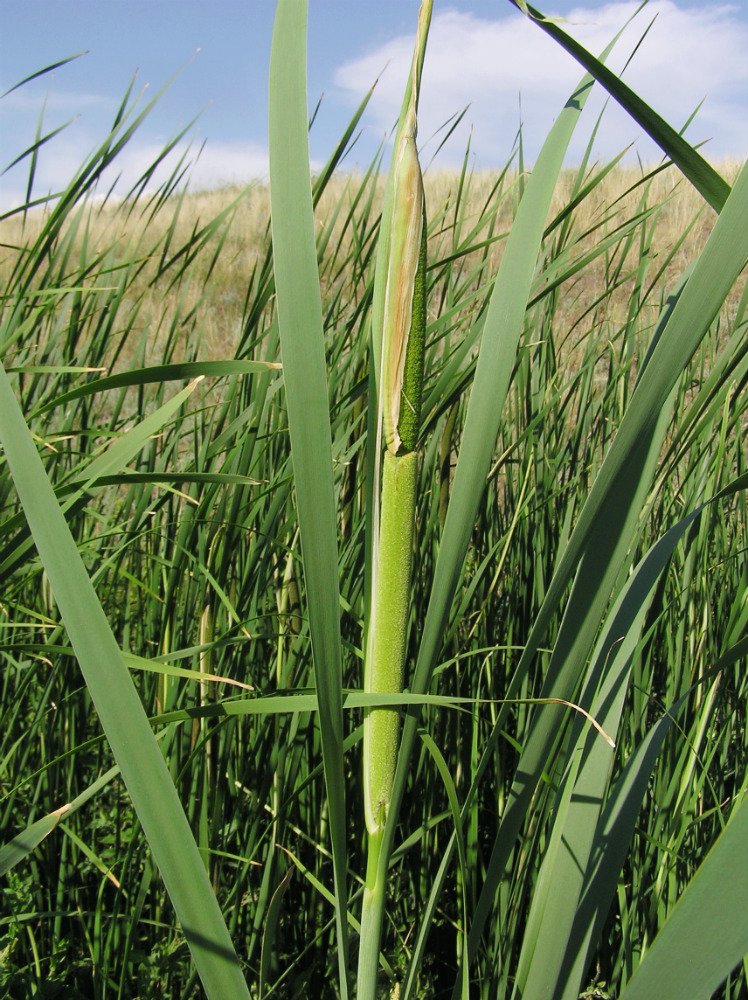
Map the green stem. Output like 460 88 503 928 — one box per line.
358 827 386 998
360 450 418 996
364 450 418 834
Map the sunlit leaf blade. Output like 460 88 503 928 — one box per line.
0 52 88 99
618 791 748 1000
0 763 121 875
410 73 596 771
268 0 349 993
0 812 66 876
1 116 80 177
0 365 251 999
513 0 731 211
32 359 281 416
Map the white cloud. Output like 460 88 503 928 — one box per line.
0 130 270 213
111 138 270 192
333 1 748 168
0 88 119 114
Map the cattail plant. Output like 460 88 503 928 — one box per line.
358 2 431 993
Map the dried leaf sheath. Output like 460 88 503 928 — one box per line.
382 114 426 456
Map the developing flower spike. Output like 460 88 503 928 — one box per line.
381 92 427 456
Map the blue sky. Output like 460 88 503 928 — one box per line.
1 1 746 211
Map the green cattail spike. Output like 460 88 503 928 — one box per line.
364 448 419 835
396 218 427 453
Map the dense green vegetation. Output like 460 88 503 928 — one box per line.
1 1 747 997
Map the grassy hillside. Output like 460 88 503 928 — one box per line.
1 161 742 369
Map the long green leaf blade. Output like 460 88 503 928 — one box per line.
618 792 748 1000
0 369 250 996
514 0 731 211
268 0 349 992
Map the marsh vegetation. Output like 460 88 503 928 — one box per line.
1 2 747 997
